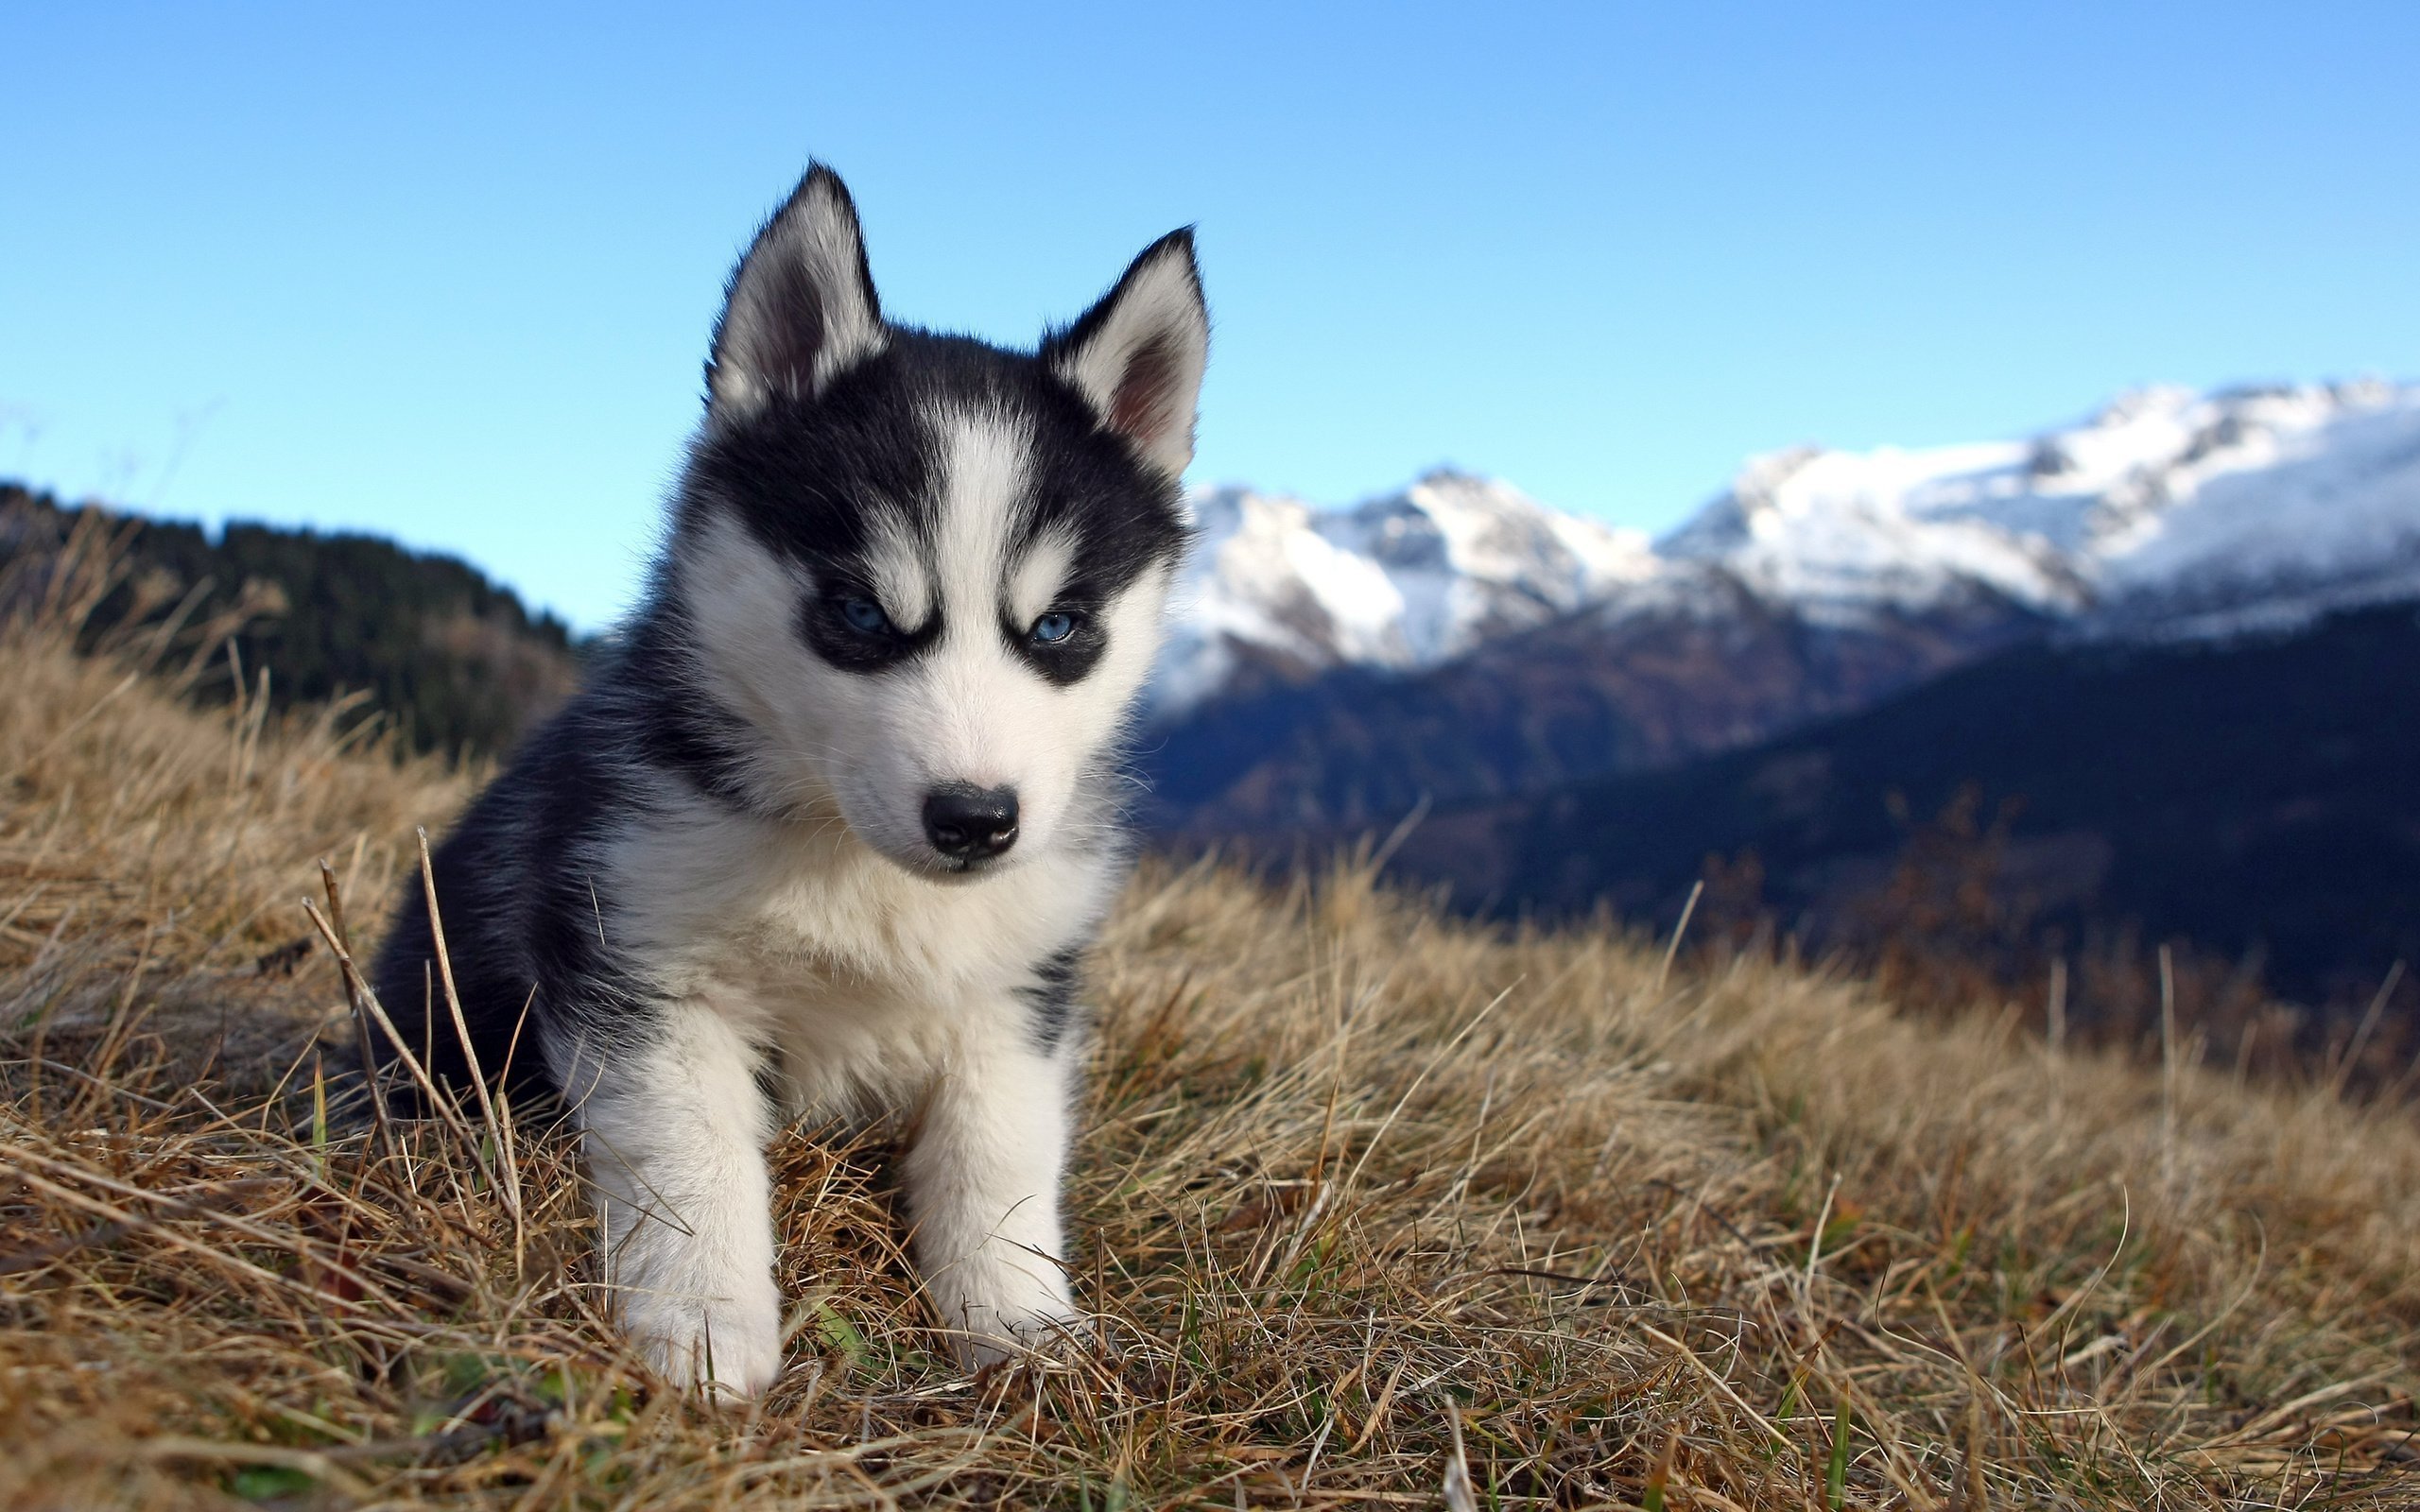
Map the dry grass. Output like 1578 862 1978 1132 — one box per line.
4 578 2419 1509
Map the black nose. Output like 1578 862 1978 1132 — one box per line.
922 784 1019 862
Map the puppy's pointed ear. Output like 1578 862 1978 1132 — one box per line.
1045 230 1209 477
706 164 886 421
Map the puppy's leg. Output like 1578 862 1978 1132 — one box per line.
578 1006 785 1398
903 1032 1080 1366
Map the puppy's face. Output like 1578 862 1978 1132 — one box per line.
670 168 1202 877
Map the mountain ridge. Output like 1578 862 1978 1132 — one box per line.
1142 379 2420 841
1160 378 2420 718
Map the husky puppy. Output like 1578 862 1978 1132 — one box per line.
372 164 1205 1397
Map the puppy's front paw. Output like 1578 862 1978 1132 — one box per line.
621 1280 786 1400
930 1261 1085 1369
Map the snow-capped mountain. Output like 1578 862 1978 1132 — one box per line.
1143 380 2420 962
1158 380 2420 714
1157 472 1655 712
1663 379 2420 633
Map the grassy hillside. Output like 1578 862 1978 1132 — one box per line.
4 582 2418 1506
0 484 581 758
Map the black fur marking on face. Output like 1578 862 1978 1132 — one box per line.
1017 945 1086 1055
1015 382 1194 605
799 579 943 674
688 328 1191 684
1001 604 1107 683
689 337 938 575
994 376 1194 686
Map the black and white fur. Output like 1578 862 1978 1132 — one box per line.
372 165 1204 1397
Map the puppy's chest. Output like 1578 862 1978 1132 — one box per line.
642 842 1093 1039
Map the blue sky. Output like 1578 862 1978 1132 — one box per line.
4 2 2414 628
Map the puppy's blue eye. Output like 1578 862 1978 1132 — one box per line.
1029 611 1078 645
841 597 892 635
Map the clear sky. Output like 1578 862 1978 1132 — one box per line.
5 2 2414 628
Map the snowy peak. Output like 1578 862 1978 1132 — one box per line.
1158 471 1652 712
1660 380 2420 627
1155 381 2420 714
2082 381 2420 629
1659 438 2084 618
1319 472 1656 659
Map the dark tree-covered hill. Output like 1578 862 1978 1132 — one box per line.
2 484 582 758
1382 602 2420 1012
